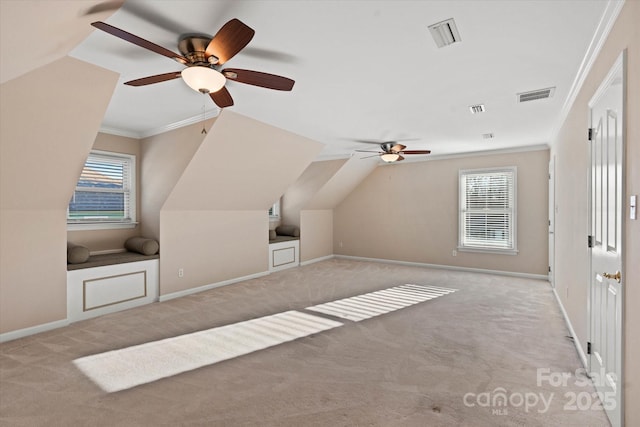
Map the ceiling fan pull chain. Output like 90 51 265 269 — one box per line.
201 100 207 134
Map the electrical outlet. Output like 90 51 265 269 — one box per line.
178 268 184 278
339 241 343 248
452 249 457 257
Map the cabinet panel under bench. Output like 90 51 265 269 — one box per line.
67 259 159 322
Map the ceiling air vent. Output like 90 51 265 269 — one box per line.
469 104 485 114
482 133 494 139
428 18 461 48
517 87 555 103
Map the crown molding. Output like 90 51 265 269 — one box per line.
379 144 550 165
549 0 625 146
100 108 221 139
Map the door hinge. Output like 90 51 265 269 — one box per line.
548 266 551 273
588 128 595 141
588 235 594 248
587 341 592 355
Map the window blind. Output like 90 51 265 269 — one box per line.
459 168 515 251
68 152 134 223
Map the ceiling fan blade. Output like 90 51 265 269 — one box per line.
391 144 406 152
91 21 188 64
355 150 382 153
124 72 182 86
401 150 432 154
210 86 234 108
205 19 255 65
397 155 405 161
360 154 382 159
222 69 294 91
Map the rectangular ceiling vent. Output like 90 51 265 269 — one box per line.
469 104 485 114
517 87 556 103
428 18 461 48
482 133 494 139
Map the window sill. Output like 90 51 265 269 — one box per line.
457 246 518 255
67 222 138 231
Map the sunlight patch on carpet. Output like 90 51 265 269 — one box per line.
306 284 457 321
74 310 342 393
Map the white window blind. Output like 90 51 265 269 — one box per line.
269 200 280 218
459 167 516 252
68 151 135 225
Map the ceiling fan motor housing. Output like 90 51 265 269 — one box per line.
178 35 218 66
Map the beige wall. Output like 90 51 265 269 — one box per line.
67 132 142 252
159 111 323 296
300 210 333 262
0 57 118 333
281 159 346 228
551 1 639 424
334 149 549 275
160 210 267 295
140 120 213 240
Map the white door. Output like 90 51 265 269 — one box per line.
588 53 624 427
548 156 555 287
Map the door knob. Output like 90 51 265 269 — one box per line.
602 271 621 283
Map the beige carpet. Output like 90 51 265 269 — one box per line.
0 259 610 426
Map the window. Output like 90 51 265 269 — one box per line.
458 167 516 253
68 150 136 229
269 200 280 218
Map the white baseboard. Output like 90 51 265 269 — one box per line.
300 255 335 266
334 255 549 281
552 287 588 369
0 319 70 343
158 271 270 302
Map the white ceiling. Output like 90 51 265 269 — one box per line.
67 0 612 159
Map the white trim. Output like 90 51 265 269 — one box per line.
68 150 137 228
550 0 625 146
100 109 221 139
67 222 138 231
552 287 589 369
458 166 518 253
300 255 335 266
334 255 548 281
0 319 69 343
158 271 270 302
384 144 550 165
98 126 141 139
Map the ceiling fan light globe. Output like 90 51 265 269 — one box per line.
181 67 226 93
380 153 401 163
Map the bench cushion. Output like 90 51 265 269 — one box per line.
67 242 90 264
125 237 159 255
67 251 159 271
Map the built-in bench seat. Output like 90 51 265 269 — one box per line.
268 225 300 272
66 238 160 322
269 235 299 244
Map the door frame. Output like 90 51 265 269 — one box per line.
587 50 626 427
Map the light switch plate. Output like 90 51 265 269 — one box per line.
631 195 637 220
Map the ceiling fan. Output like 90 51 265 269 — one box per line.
354 139 431 162
90 19 294 108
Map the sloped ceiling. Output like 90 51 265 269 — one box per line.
162 110 323 211
63 0 614 159
0 56 119 209
305 156 379 210
0 0 120 84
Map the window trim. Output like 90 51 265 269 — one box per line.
67 150 137 231
269 199 280 219
457 166 518 255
